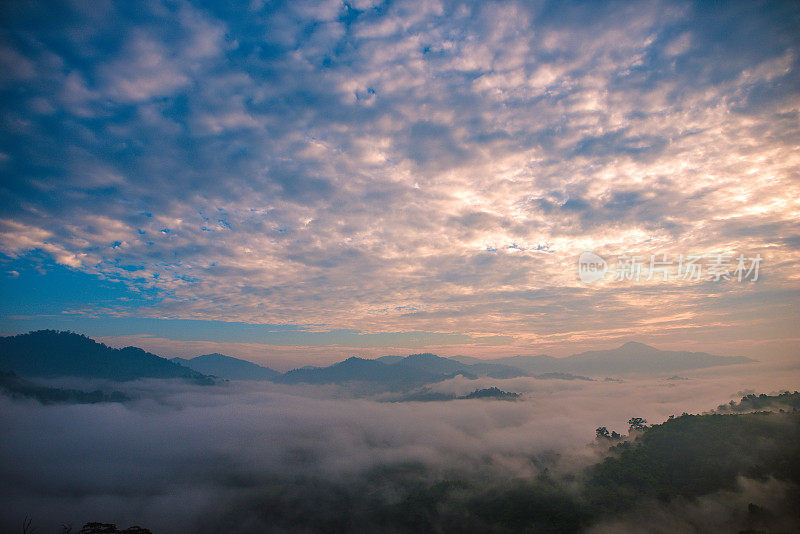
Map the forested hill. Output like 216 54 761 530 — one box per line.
0 330 213 382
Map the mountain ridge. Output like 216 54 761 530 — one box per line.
451 343 753 375
0 331 754 388
171 353 280 381
0 330 213 383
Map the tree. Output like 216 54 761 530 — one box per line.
596 426 611 439
627 417 648 432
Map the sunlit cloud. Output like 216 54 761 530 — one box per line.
0 0 798 360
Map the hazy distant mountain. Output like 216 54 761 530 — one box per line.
0 332 753 389
383 352 524 379
453 342 753 376
394 353 467 374
393 352 526 379
274 352 533 389
171 353 279 381
557 342 754 375
275 356 452 388
454 353 560 373
466 362 528 379
0 330 213 382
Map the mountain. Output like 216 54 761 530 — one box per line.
392 353 526 379
274 352 530 389
394 353 467 374
557 342 754 375
453 342 753 376
171 353 279 381
375 355 405 365
467 362 528 379
275 356 450 388
0 332 753 388
453 353 560 374
0 330 213 382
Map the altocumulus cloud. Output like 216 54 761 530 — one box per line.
0 0 798 357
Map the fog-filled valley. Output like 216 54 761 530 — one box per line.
2 341 799 533
3 0 800 531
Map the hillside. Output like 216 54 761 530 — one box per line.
171 353 279 381
394 353 525 379
0 330 213 382
586 406 800 518
275 356 454 389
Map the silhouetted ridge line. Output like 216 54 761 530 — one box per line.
0 330 214 382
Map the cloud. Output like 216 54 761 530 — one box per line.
0 0 798 356
1 362 798 532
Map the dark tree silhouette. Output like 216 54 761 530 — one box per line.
627 417 648 432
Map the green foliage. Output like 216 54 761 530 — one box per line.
716 391 800 413
465 481 591 533
585 411 800 513
626 417 648 432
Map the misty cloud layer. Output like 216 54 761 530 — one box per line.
2 361 798 532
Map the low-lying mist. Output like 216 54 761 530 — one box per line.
1 361 798 533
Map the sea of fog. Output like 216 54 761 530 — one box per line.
1 360 799 533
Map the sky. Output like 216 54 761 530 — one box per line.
0 0 798 367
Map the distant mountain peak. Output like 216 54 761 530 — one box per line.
178 352 279 381
338 356 374 365
406 353 441 359
616 341 659 353
620 341 651 348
